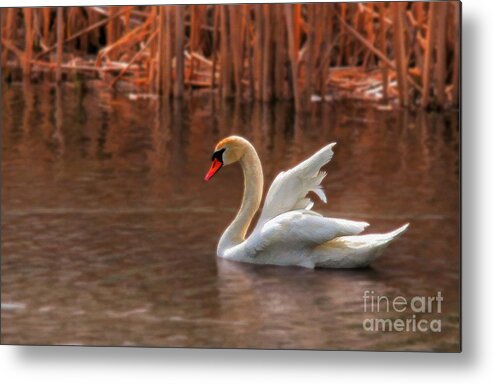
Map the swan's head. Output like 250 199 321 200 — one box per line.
204 136 249 181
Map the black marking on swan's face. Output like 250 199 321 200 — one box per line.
205 148 226 181
211 148 226 163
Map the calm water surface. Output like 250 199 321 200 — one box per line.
1 81 460 351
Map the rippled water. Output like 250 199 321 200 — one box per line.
1 81 460 351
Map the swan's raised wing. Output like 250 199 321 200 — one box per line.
256 143 336 228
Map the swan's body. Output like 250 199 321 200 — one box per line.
205 136 408 269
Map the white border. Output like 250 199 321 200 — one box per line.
2 0 492 382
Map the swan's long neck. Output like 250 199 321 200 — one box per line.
217 143 263 256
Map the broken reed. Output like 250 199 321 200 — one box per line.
1 3 460 110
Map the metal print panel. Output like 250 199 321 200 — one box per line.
1 2 461 351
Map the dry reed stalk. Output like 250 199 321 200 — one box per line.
305 4 315 99
402 8 418 73
42 8 51 45
22 8 33 77
1 8 16 69
253 4 264 100
189 6 204 53
313 3 325 96
107 7 117 48
320 4 334 98
451 2 460 107
311 4 322 96
241 4 253 100
157 6 166 95
273 5 286 100
230 5 243 99
293 4 301 57
379 3 389 102
415 1 425 30
434 2 448 107
245 5 255 101
220 5 233 98
392 2 409 107
26 59 137 73
350 5 362 66
422 2 438 108
211 6 219 90
284 4 301 112
262 4 273 102
174 5 185 98
65 8 76 52
409 4 424 70
188 5 206 85
362 4 375 69
348 5 360 66
163 6 172 98
148 6 158 93
241 5 250 98
56 7 63 83
0 9 3 68
188 6 197 83
123 8 131 34
414 0 426 71
337 4 346 66
108 6 123 59
9 8 18 41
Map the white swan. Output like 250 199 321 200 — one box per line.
205 136 409 269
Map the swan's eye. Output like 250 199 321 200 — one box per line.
211 148 226 162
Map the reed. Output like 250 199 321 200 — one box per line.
284 4 302 111
434 2 448 107
422 2 437 109
56 7 63 83
451 2 460 108
379 3 389 102
1 3 460 110
174 5 185 98
392 2 409 107
220 5 233 99
22 8 33 77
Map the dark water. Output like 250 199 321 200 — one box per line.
1 81 460 351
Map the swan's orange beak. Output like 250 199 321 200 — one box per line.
204 159 223 181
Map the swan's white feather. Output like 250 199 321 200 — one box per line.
311 223 410 268
256 212 368 252
256 143 336 228
223 210 369 260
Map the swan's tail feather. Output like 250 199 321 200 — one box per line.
311 223 409 268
